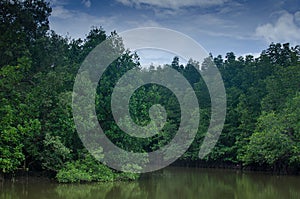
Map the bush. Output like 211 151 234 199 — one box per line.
56 153 115 183
56 153 141 183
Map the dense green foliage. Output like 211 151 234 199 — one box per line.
0 0 300 181
0 0 139 182
56 153 139 183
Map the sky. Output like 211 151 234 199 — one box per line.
47 0 300 66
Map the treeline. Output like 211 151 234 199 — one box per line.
0 0 299 183
166 44 300 174
0 0 140 182
194 45 300 174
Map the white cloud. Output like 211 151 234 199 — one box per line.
116 0 229 10
47 0 69 7
255 12 300 45
197 29 257 40
82 0 91 8
295 11 300 24
51 6 73 19
125 19 161 28
49 6 162 39
136 49 187 67
239 52 261 58
50 6 117 39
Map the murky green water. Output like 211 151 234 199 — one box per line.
1 167 300 199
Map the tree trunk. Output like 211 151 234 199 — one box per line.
0 172 4 183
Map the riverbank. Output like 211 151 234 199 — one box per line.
1 162 299 184
0 168 139 183
1 167 300 199
0 170 53 182
171 160 300 175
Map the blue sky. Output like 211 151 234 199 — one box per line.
48 0 300 65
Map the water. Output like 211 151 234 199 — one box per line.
1 167 300 199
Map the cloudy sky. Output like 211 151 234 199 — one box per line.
48 0 300 65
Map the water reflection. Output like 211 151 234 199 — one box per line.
1 167 300 199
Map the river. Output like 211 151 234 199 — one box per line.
1 167 300 199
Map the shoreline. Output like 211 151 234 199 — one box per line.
171 160 300 175
1 164 299 183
